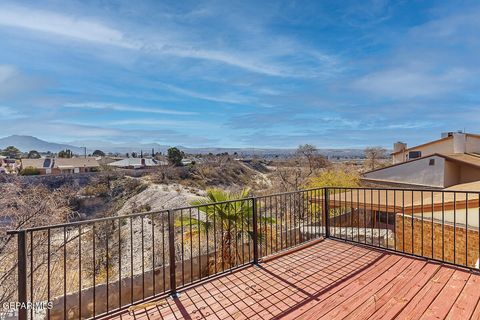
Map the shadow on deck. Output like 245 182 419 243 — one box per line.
105 239 480 320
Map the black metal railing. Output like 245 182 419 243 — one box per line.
5 186 480 319
326 187 480 271
6 188 325 319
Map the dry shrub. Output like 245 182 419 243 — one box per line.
0 178 76 304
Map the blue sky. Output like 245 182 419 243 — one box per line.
0 0 479 148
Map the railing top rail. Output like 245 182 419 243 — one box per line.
326 186 480 194
255 187 325 198
6 196 258 235
7 185 480 234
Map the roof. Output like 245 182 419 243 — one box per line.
107 158 167 168
439 153 480 168
391 135 452 155
391 133 480 155
445 180 480 191
21 157 100 169
363 152 480 176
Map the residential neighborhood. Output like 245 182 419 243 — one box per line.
3 1 480 319
363 131 480 189
20 157 100 175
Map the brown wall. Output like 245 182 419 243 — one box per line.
459 165 480 184
443 161 460 187
395 214 479 268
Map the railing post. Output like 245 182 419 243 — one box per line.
323 188 330 238
17 231 27 320
252 197 259 265
168 210 177 298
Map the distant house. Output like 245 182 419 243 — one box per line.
97 156 124 165
181 159 194 165
107 158 167 169
21 157 100 175
0 155 17 174
363 132 480 188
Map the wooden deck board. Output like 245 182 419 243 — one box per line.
344 259 427 320
105 239 480 320
368 263 441 320
420 270 470 319
316 257 415 320
445 274 480 319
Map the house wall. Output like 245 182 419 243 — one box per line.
466 135 480 153
444 161 460 187
363 155 446 187
459 165 480 184
392 152 406 164
408 138 453 159
395 214 479 268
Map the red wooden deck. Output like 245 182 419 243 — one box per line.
106 239 480 320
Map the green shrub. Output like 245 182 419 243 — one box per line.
20 166 40 176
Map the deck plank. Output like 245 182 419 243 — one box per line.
344 258 427 320
367 263 440 320
470 298 480 320
105 239 478 320
419 270 470 319
291 255 403 319
393 266 456 320
444 273 480 320
316 256 414 319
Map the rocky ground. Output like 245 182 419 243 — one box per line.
117 183 205 215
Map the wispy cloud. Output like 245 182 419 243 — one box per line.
2 1 480 148
0 118 218 145
159 83 254 105
0 64 45 98
63 102 197 116
0 4 338 78
352 68 473 98
106 119 208 128
0 106 24 119
0 5 136 48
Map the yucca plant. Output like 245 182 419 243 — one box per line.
178 188 274 269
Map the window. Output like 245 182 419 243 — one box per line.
408 151 422 159
429 159 435 166
378 212 395 224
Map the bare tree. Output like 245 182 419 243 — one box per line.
364 146 388 170
273 144 329 191
0 178 76 303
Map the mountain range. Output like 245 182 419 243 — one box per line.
0 135 368 158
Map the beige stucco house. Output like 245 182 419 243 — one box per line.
363 132 480 188
21 157 100 175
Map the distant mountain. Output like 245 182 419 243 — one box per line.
68 139 171 154
0 135 84 153
0 135 369 159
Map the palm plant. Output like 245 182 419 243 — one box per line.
178 188 274 269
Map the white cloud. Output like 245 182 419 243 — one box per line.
160 83 255 105
0 4 338 78
0 106 24 119
0 65 17 83
164 47 288 77
0 64 45 98
0 5 137 48
352 68 472 98
64 102 197 115
106 119 209 128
